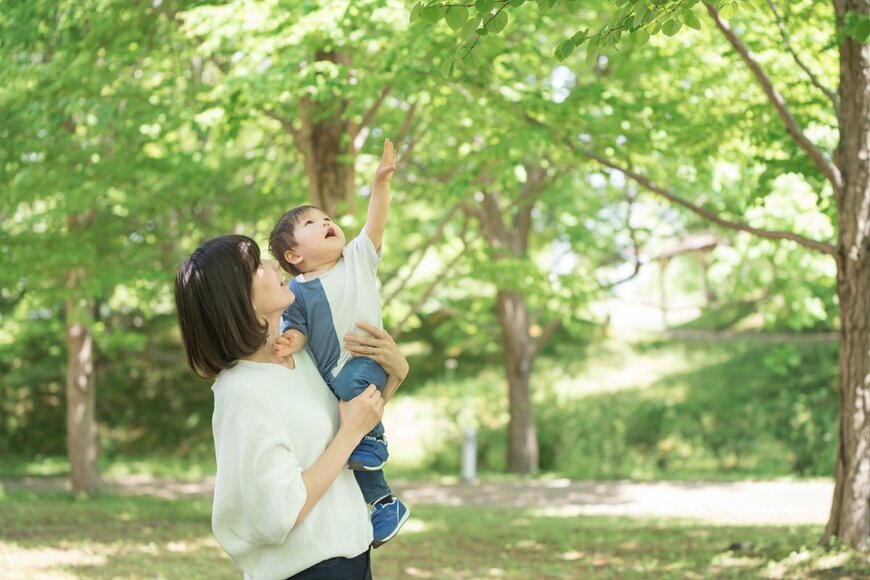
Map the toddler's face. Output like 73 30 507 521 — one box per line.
291 209 346 262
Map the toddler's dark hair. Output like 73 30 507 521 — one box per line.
269 205 319 276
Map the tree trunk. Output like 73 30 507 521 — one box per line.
297 50 356 217
496 290 539 473
824 0 870 548
65 298 99 496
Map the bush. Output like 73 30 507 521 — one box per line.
424 339 838 480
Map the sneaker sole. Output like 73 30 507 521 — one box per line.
371 507 410 549
348 459 386 471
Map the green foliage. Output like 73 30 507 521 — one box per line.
842 11 870 43
0 0 845 482
419 338 837 479
0 310 66 457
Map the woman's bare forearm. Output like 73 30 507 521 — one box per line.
295 428 359 527
381 373 405 404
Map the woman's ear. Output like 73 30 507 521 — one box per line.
285 249 303 266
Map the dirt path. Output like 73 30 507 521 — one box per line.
2 476 832 526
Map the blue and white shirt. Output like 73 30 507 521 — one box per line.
281 228 383 386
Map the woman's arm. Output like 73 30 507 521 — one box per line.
344 322 408 404
213 382 384 545
295 385 383 527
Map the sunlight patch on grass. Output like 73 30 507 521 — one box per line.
398 517 429 535
0 541 107 579
711 552 765 569
549 338 726 399
761 546 870 579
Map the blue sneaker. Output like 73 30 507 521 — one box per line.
348 435 389 471
371 495 410 548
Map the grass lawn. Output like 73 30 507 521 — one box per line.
2 490 868 579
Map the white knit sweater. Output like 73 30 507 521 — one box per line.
211 352 372 580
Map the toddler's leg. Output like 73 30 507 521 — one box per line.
354 472 410 549
332 357 388 438
354 470 391 505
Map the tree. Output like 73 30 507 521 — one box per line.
180 0 437 218
0 0 235 495
420 0 870 548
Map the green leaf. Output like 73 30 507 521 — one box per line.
585 47 598 67
460 16 481 41
635 2 649 25
510 0 526 6
461 48 482 69
475 0 495 13
422 4 446 23
487 10 509 33
844 12 870 43
440 57 456 79
477 26 489 36
634 28 649 45
662 18 682 37
410 2 423 23
719 3 734 19
680 9 702 30
571 29 588 45
446 6 469 30
554 38 575 61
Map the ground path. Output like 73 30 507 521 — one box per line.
2 476 832 526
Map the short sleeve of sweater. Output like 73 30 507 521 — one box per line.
212 382 308 546
345 227 381 273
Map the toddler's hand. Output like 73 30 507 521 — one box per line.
273 335 293 360
373 138 396 184
273 330 305 359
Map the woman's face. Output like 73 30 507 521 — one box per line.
251 259 294 317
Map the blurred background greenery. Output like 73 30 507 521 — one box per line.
3 0 869 575
0 0 843 481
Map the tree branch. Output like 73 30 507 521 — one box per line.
394 102 418 152
478 190 512 257
352 84 392 153
530 319 562 358
513 163 549 253
521 113 837 257
584 147 838 256
399 122 428 170
765 0 839 119
599 188 645 289
261 108 302 142
704 2 842 191
391 218 470 340
382 203 463 304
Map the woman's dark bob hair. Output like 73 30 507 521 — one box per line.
175 235 269 379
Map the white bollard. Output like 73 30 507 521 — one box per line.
461 427 477 482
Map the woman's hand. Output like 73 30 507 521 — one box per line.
344 322 409 382
338 385 384 439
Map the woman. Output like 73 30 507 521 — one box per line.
174 235 408 580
